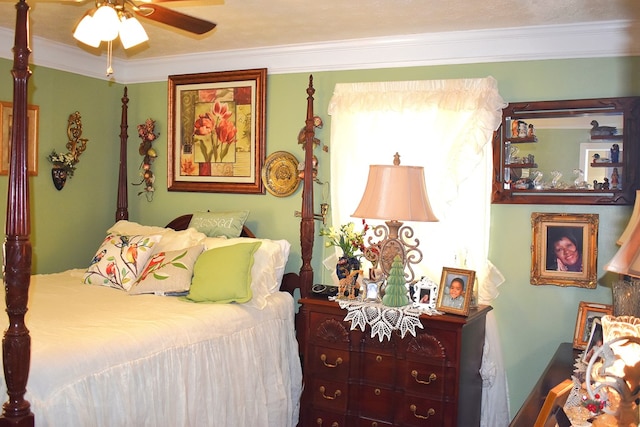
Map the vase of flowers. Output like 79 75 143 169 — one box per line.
47 150 77 190
320 220 369 280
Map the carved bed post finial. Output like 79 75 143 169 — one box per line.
115 87 129 221
1 0 35 425
299 75 316 299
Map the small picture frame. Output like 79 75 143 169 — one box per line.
533 379 573 427
411 276 439 309
362 277 385 303
436 267 475 316
572 301 612 350
582 317 604 363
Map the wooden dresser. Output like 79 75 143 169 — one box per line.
297 297 491 427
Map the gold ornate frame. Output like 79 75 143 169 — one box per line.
167 68 266 194
436 267 475 316
572 301 612 350
0 102 38 175
531 212 599 288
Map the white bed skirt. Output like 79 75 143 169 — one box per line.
0 270 302 427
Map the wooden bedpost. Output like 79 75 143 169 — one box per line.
1 1 34 426
115 87 129 221
299 75 316 299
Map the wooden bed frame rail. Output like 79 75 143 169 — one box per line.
1 1 317 423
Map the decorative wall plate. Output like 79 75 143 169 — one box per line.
262 151 300 197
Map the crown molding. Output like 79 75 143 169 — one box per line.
1 20 638 84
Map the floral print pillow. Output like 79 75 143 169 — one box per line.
128 244 204 296
83 234 161 291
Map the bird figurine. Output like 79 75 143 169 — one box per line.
297 115 327 152
590 120 618 137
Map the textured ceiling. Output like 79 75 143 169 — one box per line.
0 0 638 60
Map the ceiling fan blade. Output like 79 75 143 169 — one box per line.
134 3 216 35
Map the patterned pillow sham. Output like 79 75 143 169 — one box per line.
128 244 204 296
83 233 161 291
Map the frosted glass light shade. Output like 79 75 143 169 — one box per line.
93 5 120 41
119 16 148 49
73 14 101 48
352 163 438 223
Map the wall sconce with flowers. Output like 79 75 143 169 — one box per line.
47 111 88 190
133 118 158 201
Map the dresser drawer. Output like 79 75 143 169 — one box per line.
357 417 394 427
398 360 452 398
355 384 394 421
360 350 395 384
309 345 351 380
304 407 347 427
309 377 349 412
309 312 351 349
395 395 447 427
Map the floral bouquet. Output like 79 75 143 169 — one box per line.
47 150 77 177
320 220 369 259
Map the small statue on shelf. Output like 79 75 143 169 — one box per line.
590 120 617 137
610 144 620 163
611 168 620 189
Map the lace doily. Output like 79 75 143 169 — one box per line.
331 297 442 342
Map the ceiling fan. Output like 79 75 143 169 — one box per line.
69 0 217 75
107 0 216 35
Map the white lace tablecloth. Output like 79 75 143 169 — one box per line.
330 297 443 342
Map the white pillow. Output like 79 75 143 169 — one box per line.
107 220 207 254
204 237 291 309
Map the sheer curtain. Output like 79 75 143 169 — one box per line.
327 77 510 426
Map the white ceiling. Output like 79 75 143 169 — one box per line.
0 0 638 60
0 0 639 83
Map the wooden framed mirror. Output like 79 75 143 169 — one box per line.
492 97 640 205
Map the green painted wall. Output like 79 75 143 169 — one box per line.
2 55 639 419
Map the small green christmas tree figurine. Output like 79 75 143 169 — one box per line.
382 254 409 307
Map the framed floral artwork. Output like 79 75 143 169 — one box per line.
0 102 38 176
167 69 267 193
531 213 599 288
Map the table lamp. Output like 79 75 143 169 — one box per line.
604 190 640 317
352 152 438 290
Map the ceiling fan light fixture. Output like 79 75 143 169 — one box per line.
93 5 120 42
73 14 102 48
119 16 149 49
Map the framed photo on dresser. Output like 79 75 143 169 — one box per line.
436 267 474 316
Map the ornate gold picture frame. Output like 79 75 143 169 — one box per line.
0 102 38 176
531 213 599 288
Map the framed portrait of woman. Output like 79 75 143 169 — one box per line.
530 213 599 288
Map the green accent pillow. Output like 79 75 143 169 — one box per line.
181 241 261 303
188 210 250 238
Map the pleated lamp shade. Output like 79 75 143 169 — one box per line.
606 190 640 276
352 158 438 223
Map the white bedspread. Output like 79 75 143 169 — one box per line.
1 269 302 427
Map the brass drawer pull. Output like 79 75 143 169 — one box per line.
371 422 378 427
375 355 382 362
374 388 381 396
411 370 437 385
319 385 342 400
320 353 343 368
315 418 339 427
410 404 436 420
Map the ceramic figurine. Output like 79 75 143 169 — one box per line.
590 120 617 136
611 168 620 189
610 144 620 163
